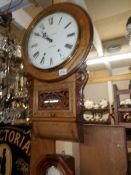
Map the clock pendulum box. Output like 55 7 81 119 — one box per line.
22 2 93 175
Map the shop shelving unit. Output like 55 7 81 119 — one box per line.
83 106 111 124
113 84 131 128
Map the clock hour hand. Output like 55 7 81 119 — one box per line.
34 32 53 43
41 32 53 43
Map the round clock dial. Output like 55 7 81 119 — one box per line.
22 3 93 81
27 12 79 70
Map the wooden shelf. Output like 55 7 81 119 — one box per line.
83 106 110 124
84 107 109 113
118 122 131 128
118 108 131 112
83 120 110 125
113 84 131 127
116 89 131 95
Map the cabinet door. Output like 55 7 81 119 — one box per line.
80 125 128 175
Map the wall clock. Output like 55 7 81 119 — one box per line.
22 2 93 82
22 2 93 141
22 2 93 175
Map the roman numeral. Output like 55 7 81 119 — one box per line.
65 44 73 49
34 32 40 37
50 58 53 65
33 51 39 59
67 32 75 37
40 53 46 64
39 23 45 30
40 57 45 64
31 43 38 48
64 22 71 29
48 16 53 25
58 16 63 24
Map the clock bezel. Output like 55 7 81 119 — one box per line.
22 3 93 82
25 11 80 71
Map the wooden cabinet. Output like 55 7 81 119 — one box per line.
113 84 131 128
80 125 128 175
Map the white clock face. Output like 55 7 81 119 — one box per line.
27 11 79 70
45 166 63 175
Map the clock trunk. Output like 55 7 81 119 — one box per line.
27 64 88 141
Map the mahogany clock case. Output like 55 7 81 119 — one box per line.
23 2 93 141
22 3 93 174
22 2 93 82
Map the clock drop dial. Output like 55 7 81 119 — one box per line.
27 12 79 70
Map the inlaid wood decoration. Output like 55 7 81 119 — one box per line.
38 89 69 110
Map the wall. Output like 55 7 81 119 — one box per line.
84 82 108 102
113 80 130 100
56 141 80 175
113 80 129 89
84 79 130 103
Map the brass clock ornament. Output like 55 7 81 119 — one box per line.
22 2 93 82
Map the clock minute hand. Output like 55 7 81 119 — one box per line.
45 36 53 43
